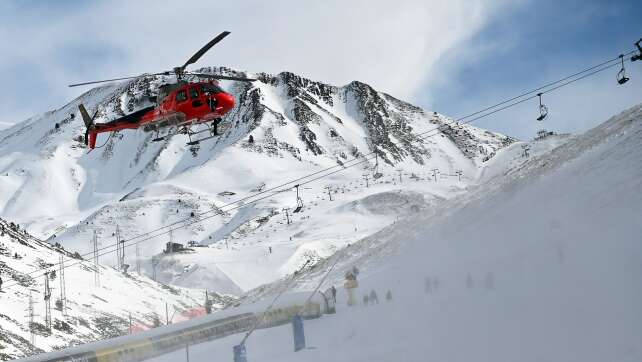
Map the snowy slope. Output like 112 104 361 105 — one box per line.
0 218 233 360
0 69 514 294
150 102 642 362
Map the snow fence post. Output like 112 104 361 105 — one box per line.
292 315 306 352
233 343 247 362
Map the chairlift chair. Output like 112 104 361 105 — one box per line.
292 184 304 213
617 54 630 85
536 93 548 121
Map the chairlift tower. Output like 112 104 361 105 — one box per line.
115 225 124 271
455 170 463 182
59 254 67 316
43 272 52 331
324 186 333 201
396 169 403 183
362 174 369 188
521 144 531 157
92 230 100 287
431 168 439 182
282 207 291 225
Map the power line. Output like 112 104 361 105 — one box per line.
2 46 637 291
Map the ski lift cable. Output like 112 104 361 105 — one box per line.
3 48 636 290
452 50 637 124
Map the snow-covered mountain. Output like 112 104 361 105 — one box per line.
0 217 235 360
0 68 514 295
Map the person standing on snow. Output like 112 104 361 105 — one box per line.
369 290 379 304
385 290 393 302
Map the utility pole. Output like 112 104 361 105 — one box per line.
115 225 122 271
135 242 141 274
431 168 439 182
27 291 36 345
43 273 51 331
118 225 125 272
151 256 159 281
362 174 369 188
325 186 333 201
283 208 291 225
93 230 100 287
165 302 169 325
455 170 463 182
396 169 403 184
59 254 67 316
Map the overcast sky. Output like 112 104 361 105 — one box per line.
0 0 640 139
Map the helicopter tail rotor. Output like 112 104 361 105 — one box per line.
78 104 99 147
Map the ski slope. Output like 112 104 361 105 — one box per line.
149 102 642 362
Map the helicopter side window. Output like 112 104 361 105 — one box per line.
190 87 200 99
202 84 224 94
176 90 188 103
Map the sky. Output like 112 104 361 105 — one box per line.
0 0 640 139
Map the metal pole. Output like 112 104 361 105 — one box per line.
165 302 169 325
93 230 100 287
59 254 66 316
135 242 141 274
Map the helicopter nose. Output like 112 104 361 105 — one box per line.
215 93 235 113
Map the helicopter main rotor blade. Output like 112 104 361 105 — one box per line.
188 73 256 82
68 72 170 88
180 31 231 71
69 76 142 88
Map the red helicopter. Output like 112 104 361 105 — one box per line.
70 31 255 149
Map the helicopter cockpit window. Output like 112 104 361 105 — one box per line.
202 84 224 94
176 90 188 102
190 87 200 99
